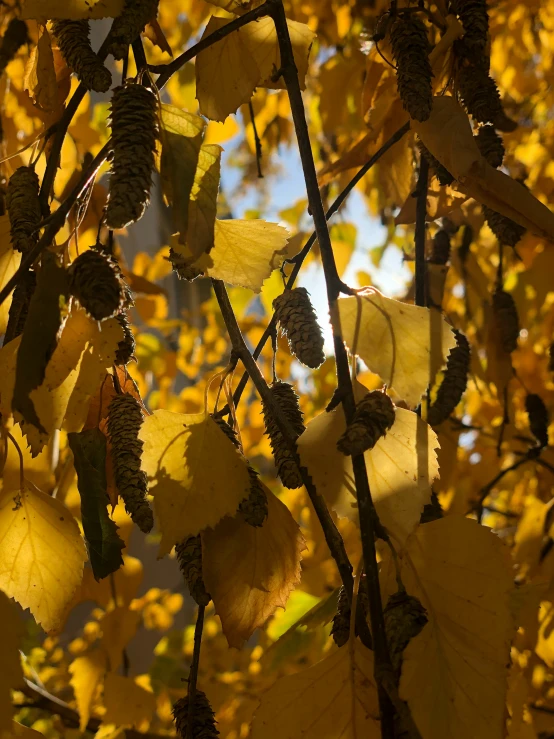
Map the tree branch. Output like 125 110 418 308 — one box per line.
268 2 397 733
18 679 165 739
187 605 205 738
414 156 429 308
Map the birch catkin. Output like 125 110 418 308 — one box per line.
6 166 41 254
69 250 126 321
51 20 111 92
107 0 160 60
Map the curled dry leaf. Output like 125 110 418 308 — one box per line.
202 488 306 649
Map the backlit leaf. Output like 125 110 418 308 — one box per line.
202 489 306 648
103 673 156 729
334 290 457 407
0 483 86 632
251 642 380 739
69 649 107 731
139 409 251 556
194 218 290 292
297 404 439 548
380 516 515 739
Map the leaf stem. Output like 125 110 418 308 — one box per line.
268 3 396 734
6 431 24 491
248 100 264 178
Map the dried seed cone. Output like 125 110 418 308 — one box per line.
384 591 427 674
3 269 36 346
262 381 305 489
482 205 525 247
107 393 153 533
115 312 136 365
475 125 504 168
429 229 451 265
212 416 269 527
173 690 219 739
457 54 504 126
273 287 325 369
176 535 211 607
6 166 41 254
106 83 159 229
69 250 125 320
427 330 470 427
417 140 454 186
525 393 549 449
337 391 395 456
390 14 433 122
237 468 268 527
450 0 489 57
107 0 160 60
493 287 519 354
51 20 111 92
0 19 28 74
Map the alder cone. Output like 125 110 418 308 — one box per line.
106 83 159 229
6 166 41 254
429 229 451 265
262 381 305 489
69 250 126 321
0 19 28 75
390 14 433 122
427 330 470 427
384 591 427 674
525 393 549 449
417 140 454 186
168 248 203 281
492 287 520 354
176 535 211 607
212 416 268 526
456 49 512 130
107 393 153 533
273 287 325 369
115 312 136 365
173 690 219 739
482 205 526 248
475 125 504 168
107 0 160 60
51 20 111 93
331 586 350 647
450 0 489 59
337 390 395 456
3 269 36 346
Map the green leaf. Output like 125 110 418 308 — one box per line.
12 253 70 433
68 428 125 581
160 104 206 243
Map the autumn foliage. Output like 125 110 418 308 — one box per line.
1 1 554 738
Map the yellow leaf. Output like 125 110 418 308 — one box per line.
103 674 156 729
0 483 86 632
195 16 315 122
22 0 124 20
159 104 205 242
251 642 380 739
70 554 143 611
0 591 23 732
334 291 457 407
412 96 554 241
23 28 58 114
0 217 20 336
194 218 290 292
297 405 438 547
204 116 240 145
202 489 305 648
139 409 251 556
196 16 261 122
1 421 53 494
380 516 515 739
99 606 141 672
69 650 107 731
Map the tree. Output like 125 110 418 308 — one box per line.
0 0 553 737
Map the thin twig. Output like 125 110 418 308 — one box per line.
248 100 264 178
415 156 429 308
268 3 396 734
153 1 274 89
19 679 165 739
187 605 205 739
473 454 531 521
